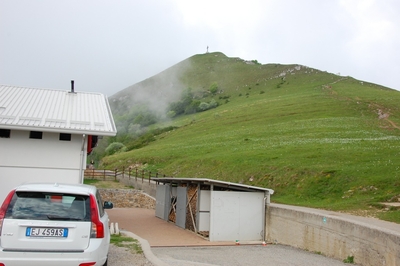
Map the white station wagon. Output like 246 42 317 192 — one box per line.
0 183 113 266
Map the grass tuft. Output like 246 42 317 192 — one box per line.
343 255 355 263
83 179 99 185
110 234 143 254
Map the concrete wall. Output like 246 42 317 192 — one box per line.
0 130 86 201
266 203 400 266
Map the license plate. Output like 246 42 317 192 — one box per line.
26 227 68 237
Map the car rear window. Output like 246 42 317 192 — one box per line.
5 191 90 221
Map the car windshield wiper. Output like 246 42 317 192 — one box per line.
47 215 82 221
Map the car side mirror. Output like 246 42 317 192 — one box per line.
103 201 113 209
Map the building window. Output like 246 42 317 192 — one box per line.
0 129 10 138
29 131 43 139
59 133 71 141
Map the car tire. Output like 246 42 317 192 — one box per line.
103 258 108 266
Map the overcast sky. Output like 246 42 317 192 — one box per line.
1 0 399 96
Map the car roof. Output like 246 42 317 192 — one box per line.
14 182 97 196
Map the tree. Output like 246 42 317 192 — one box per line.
168 88 195 116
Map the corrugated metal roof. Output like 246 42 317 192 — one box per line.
151 177 274 194
0 85 117 136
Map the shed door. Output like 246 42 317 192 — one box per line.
176 186 187 229
210 191 264 241
155 184 171 220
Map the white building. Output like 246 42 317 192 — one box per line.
0 84 117 201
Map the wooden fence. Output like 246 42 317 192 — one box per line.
84 167 166 183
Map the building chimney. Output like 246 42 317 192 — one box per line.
71 80 75 93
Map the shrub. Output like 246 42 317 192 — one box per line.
209 99 218 108
198 99 219 112
128 124 142 135
219 95 231 100
199 102 210 111
105 142 127 156
167 110 176 118
210 83 218 94
185 100 200 114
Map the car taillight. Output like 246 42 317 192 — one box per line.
0 189 15 235
79 263 96 266
89 194 104 238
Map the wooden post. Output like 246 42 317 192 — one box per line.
187 189 198 233
135 168 138 182
141 170 144 183
103 169 106 181
114 168 117 181
128 167 132 180
122 166 125 179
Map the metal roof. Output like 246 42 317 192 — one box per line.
151 177 274 194
0 85 117 136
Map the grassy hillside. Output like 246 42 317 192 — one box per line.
105 52 400 222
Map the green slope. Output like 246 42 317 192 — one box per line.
106 52 400 220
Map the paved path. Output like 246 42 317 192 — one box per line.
107 208 233 247
107 208 357 265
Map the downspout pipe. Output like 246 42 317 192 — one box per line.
79 134 86 183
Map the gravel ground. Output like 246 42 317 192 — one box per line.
108 244 154 266
151 245 357 266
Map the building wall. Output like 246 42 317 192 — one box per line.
0 130 86 201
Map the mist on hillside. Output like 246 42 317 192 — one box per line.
109 59 191 135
